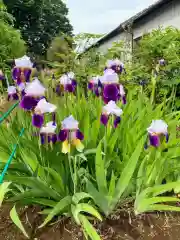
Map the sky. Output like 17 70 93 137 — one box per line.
65 0 158 34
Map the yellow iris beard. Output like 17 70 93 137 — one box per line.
62 139 84 154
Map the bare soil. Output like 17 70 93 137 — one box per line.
0 204 180 240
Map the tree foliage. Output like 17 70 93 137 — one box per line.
4 0 73 56
47 34 75 73
0 1 26 68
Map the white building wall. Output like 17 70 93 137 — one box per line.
97 32 127 54
95 0 180 53
133 0 180 39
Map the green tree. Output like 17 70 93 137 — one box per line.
47 34 75 73
0 1 26 68
4 0 73 56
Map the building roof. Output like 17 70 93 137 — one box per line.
82 0 171 53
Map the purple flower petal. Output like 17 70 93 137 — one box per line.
149 134 160 147
52 112 56 124
20 96 38 110
165 133 169 143
103 84 119 102
51 134 57 144
0 75 4 81
111 65 117 72
72 79 77 87
13 93 19 100
114 116 121 128
56 85 60 94
48 136 51 143
88 82 93 90
65 84 74 93
21 90 26 98
58 129 68 141
32 114 44 128
8 93 19 101
76 130 84 140
40 134 45 144
122 95 126 104
12 68 20 81
94 86 100 97
24 69 32 82
100 114 109 126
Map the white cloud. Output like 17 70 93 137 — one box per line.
64 0 158 34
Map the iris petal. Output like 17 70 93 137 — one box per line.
58 129 68 141
40 134 45 144
72 139 84 152
103 84 119 103
122 95 126 104
24 69 32 82
71 80 77 87
20 96 38 110
114 116 121 128
76 130 84 140
32 114 44 128
12 68 20 81
165 132 169 143
65 84 74 92
62 140 70 154
88 82 93 90
100 114 109 126
149 134 160 147
51 134 57 144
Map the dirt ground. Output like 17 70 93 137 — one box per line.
1 204 180 240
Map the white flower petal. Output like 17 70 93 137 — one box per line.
60 74 71 85
119 85 125 96
17 82 26 91
103 69 119 83
90 76 100 84
15 55 33 68
35 99 57 114
40 121 57 134
103 101 123 116
147 120 168 134
67 72 75 79
7 86 16 94
25 78 46 96
106 60 114 67
114 59 124 67
61 115 79 129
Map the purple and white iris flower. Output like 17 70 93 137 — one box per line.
100 101 123 128
67 72 77 88
32 98 57 128
20 78 46 111
58 115 84 154
100 69 126 104
147 120 169 147
88 76 103 96
105 59 125 74
159 59 166 66
12 55 33 85
7 86 19 101
40 121 57 144
101 69 120 103
88 76 97 91
57 72 77 94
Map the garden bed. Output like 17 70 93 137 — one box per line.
1 204 180 240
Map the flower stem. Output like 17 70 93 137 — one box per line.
68 151 74 192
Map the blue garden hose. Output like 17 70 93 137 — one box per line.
0 101 19 124
0 127 25 184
